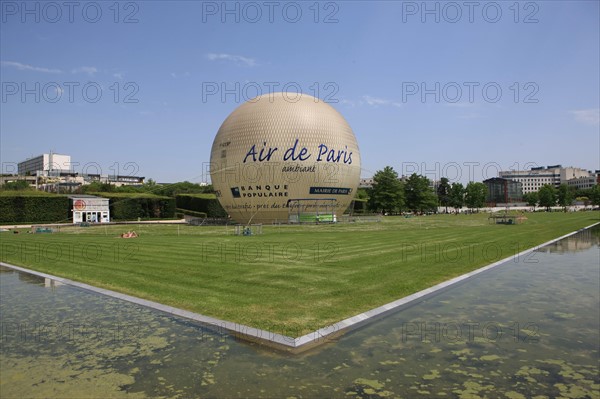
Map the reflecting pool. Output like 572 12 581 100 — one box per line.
1 226 599 398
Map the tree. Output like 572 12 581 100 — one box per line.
464 182 487 211
352 187 369 214
589 184 600 207
437 177 451 213
404 173 438 213
152 181 213 197
367 166 405 214
573 187 593 199
355 187 369 200
80 181 114 193
448 182 465 212
556 184 574 211
538 184 557 211
576 196 590 208
523 191 538 210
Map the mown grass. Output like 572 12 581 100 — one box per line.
1 212 597 336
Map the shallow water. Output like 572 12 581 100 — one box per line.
1 227 599 398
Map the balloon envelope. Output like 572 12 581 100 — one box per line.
210 92 361 224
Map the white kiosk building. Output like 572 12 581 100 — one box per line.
69 195 110 223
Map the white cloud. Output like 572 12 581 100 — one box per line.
72 66 98 76
206 53 257 67
113 72 124 80
570 109 600 126
1 60 62 73
363 95 402 108
364 95 388 106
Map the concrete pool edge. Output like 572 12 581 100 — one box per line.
2 221 599 353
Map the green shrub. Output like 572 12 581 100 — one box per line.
352 198 368 214
90 192 176 220
0 194 69 223
176 208 208 218
176 194 227 218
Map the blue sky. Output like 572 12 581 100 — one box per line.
1 0 598 183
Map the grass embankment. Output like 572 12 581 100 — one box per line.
0 190 61 196
1 212 597 336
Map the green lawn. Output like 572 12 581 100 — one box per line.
1 212 597 336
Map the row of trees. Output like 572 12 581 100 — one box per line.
436 177 488 212
364 166 600 215
366 167 488 214
524 184 600 211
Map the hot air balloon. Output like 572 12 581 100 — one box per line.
210 92 361 225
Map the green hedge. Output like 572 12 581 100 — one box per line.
90 192 176 220
0 194 69 223
352 198 368 214
176 208 208 218
176 194 227 218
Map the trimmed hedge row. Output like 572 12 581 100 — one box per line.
0 192 367 223
0 195 70 223
176 208 208 218
352 198 368 214
90 193 176 220
176 194 227 218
